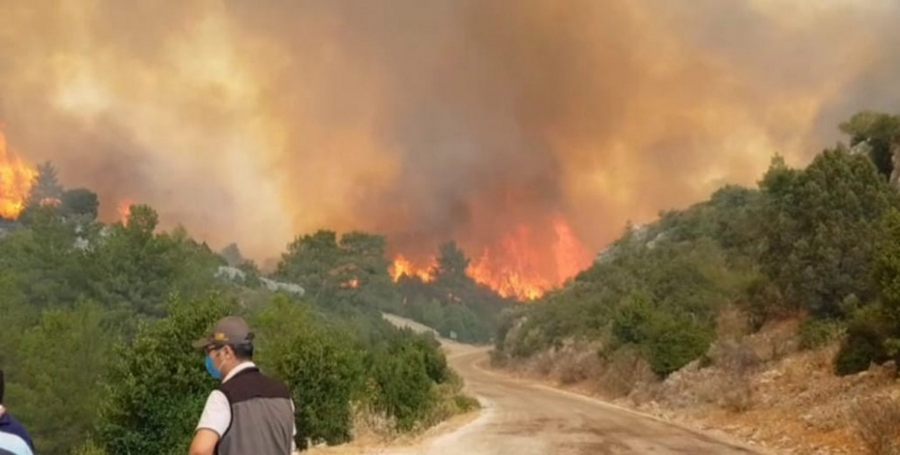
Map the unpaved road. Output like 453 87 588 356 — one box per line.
314 315 763 455
416 347 761 455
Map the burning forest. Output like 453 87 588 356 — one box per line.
2 0 900 303
0 131 36 220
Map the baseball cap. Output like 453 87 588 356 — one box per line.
192 316 254 349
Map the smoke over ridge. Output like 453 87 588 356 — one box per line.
2 0 900 287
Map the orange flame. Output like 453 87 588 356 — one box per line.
466 218 591 301
390 255 436 283
0 130 37 220
117 199 134 225
391 218 592 301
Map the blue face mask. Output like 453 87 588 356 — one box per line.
205 355 223 380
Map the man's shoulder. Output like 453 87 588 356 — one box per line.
0 413 35 451
220 368 291 403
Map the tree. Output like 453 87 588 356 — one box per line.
276 230 399 309
61 188 100 220
27 161 64 207
336 232 397 307
435 241 469 286
758 149 899 316
874 209 900 313
840 111 900 179
276 231 341 297
220 243 244 267
8 302 113 454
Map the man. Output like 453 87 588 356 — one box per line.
0 370 35 455
190 316 297 455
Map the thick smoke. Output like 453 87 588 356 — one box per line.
1 0 899 269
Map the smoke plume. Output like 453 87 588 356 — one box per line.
2 0 900 287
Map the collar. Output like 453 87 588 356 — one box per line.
222 361 256 384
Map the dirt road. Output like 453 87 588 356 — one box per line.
313 315 763 455
415 347 761 455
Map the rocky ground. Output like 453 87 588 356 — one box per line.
497 318 900 454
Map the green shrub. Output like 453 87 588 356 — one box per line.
799 318 845 350
8 302 113 454
97 296 232 455
368 332 438 431
253 297 365 449
836 305 891 375
612 295 715 377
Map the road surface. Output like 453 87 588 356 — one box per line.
316 315 764 455
415 346 761 455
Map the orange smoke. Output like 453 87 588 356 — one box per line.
0 130 37 220
390 255 437 283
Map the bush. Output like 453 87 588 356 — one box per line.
613 296 715 377
836 305 891 376
253 297 365 449
368 332 438 431
597 345 656 397
8 302 113 454
799 318 845 350
97 296 232 454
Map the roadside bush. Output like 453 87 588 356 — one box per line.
420 373 479 428
97 296 232 454
253 297 365 449
368 333 437 431
597 345 656 397
613 296 715 377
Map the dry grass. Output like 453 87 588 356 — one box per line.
597 346 657 398
851 395 900 455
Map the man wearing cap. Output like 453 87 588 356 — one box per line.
189 316 297 455
0 370 35 455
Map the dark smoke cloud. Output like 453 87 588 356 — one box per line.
1 0 899 275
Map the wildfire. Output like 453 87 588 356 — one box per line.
0 130 37 220
466 218 590 301
390 255 436 283
390 218 592 301
117 199 134 225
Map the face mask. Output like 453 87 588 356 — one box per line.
205 354 223 380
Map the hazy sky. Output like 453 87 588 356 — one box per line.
1 0 899 276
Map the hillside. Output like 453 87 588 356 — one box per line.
0 189 475 454
492 112 900 454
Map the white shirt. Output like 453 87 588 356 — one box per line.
196 362 297 452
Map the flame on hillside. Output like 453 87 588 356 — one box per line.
466 218 591 301
390 218 592 301
390 255 436 283
0 130 37 220
117 199 134 225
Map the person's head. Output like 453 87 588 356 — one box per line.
0 369 5 404
193 316 255 381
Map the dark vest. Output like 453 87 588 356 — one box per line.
216 367 294 455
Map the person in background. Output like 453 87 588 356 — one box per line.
0 370 35 455
189 316 297 455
